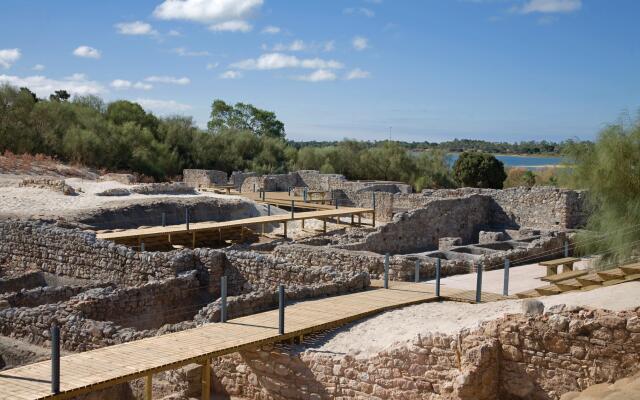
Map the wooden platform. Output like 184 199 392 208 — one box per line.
95 207 374 249
0 283 503 400
516 261 640 299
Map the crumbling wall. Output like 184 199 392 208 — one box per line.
208 306 640 400
0 221 198 285
183 169 228 188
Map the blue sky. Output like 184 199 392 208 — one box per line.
1 0 639 142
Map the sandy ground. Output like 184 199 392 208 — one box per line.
439 258 595 294
561 371 640 399
309 281 640 358
0 175 262 222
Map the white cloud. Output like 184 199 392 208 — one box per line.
0 48 21 69
110 79 153 90
231 53 343 70
173 47 210 56
296 69 336 82
73 46 101 59
167 29 182 36
352 36 369 51
273 40 306 52
206 62 219 70
153 0 263 23
0 74 105 96
136 98 192 113
209 20 252 32
219 70 242 79
343 7 375 17
518 0 582 14
110 79 132 89
345 68 371 80
262 25 281 34
144 75 190 85
323 41 335 52
115 21 158 35
32 64 45 71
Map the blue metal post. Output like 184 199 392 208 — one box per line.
372 192 377 227
185 208 190 231
435 258 441 298
414 259 420 283
384 253 390 289
503 259 510 296
303 188 308 202
475 262 483 303
278 285 285 335
291 200 295 219
335 198 339 209
51 323 60 394
161 212 166 227
140 242 145 252
267 204 271 216
221 276 227 323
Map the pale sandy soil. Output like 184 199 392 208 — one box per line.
0 175 253 219
561 371 640 399
310 281 640 358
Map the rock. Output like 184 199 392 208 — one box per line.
522 299 544 316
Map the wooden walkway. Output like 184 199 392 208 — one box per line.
96 207 373 249
0 284 505 400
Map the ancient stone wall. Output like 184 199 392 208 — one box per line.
229 171 258 190
208 306 640 400
0 221 199 285
183 169 228 188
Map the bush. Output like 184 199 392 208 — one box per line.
452 152 507 189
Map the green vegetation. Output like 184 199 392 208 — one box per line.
452 152 507 189
565 119 640 266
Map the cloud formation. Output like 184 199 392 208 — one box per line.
219 70 242 79
352 36 369 51
115 21 158 35
209 20 252 32
0 48 21 69
0 73 105 96
173 47 210 56
136 98 192 113
73 46 101 59
231 53 343 70
144 76 190 85
345 68 371 80
518 0 582 14
153 0 262 23
110 79 153 90
296 69 336 82
261 25 281 34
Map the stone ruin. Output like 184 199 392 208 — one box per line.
0 170 602 399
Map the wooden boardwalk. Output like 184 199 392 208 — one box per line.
0 283 506 400
96 207 373 248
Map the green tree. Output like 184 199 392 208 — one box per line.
566 118 640 266
207 99 285 138
452 152 507 189
521 170 536 187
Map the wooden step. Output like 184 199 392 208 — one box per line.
580 284 603 292
556 279 583 292
597 269 626 281
541 269 588 283
516 290 540 299
620 264 640 276
602 278 627 287
535 285 563 296
623 273 640 282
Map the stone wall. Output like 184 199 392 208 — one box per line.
0 221 198 286
183 169 228 188
208 305 640 400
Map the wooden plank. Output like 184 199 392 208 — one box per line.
541 270 588 283
539 257 580 267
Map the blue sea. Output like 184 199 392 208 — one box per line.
448 154 563 169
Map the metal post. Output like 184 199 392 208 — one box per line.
140 242 145 252
372 192 377 227
267 204 271 216
185 208 190 231
414 259 420 283
221 276 227 323
564 240 569 257
384 253 390 289
161 212 166 227
278 285 285 335
475 262 483 303
291 200 295 219
253 183 256 192
303 188 308 202
335 198 339 209
51 323 60 394
435 258 441 298
288 186 292 196
503 259 510 296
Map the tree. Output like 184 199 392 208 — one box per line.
49 90 70 102
207 99 285 138
452 152 507 189
521 170 537 187
566 118 640 266
106 100 159 132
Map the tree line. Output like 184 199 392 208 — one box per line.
0 84 559 191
